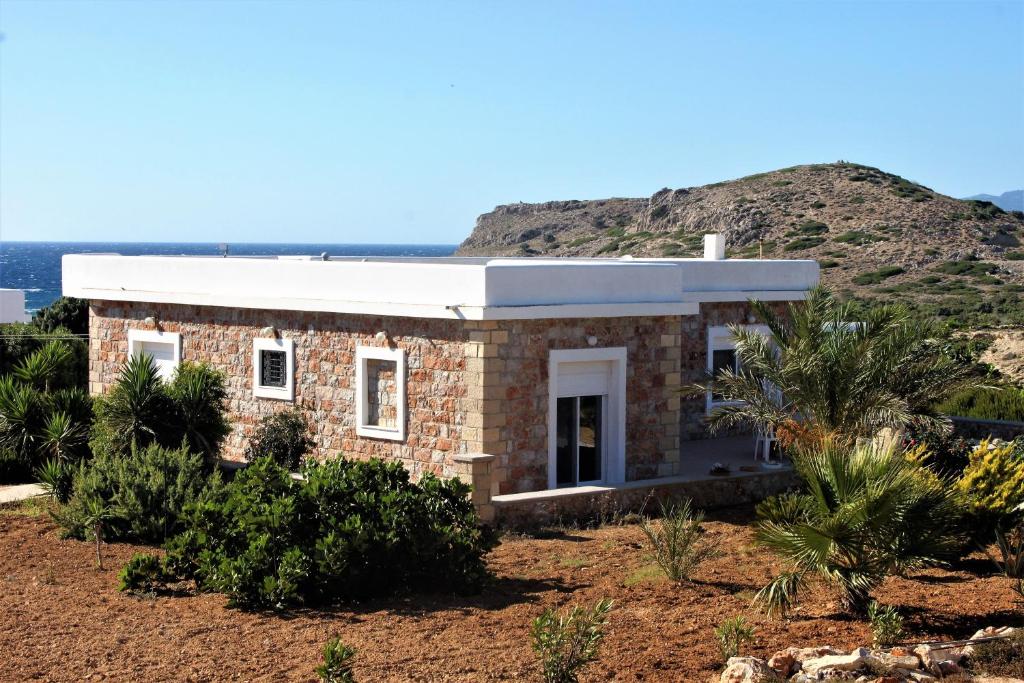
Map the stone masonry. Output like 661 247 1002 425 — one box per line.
89 299 774 504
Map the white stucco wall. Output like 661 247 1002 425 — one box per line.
0 289 30 323
62 254 818 319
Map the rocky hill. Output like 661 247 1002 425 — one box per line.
457 163 1024 327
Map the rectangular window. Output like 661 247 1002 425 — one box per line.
253 338 295 401
706 324 770 413
127 329 181 382
356 346 406 441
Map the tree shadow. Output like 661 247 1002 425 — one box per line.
259 574 572 622
898 605 1024 639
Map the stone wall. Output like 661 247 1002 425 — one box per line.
679 301 789 441
478 316 683 495
88 301 492 478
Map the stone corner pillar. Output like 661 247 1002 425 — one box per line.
449 453 496 524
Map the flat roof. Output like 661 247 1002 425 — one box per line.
63 254 818 320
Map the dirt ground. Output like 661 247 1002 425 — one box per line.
1 502 1021 683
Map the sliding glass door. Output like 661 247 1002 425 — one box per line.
555 395 605 486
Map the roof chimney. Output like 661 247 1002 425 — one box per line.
704 233 726 260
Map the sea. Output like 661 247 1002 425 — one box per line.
0 241 457 314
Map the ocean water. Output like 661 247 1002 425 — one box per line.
0 241 457 313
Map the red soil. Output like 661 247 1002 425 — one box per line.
1 504 1020 682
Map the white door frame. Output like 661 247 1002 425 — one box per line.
547 347 627 489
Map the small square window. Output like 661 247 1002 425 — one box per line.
356 346 406 441
127 329 181 382
253 338 294 401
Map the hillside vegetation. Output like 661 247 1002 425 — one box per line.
457 163 1024 327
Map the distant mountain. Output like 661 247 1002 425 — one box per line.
965 190 1023 212
457 162 1024 326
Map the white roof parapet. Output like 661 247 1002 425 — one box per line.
62 253 818 320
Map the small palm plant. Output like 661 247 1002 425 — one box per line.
91 353 176 456
12 340 73 392
639 499 719 582
753 439 964 616
715 616 755 661
316 638 356 683
82 495 118 569
694 287 986 449
531 598 613 683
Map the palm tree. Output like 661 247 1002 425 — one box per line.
696 287 985 447
166 362 231 460
12 340 73 393
91 354 176 456
753 439 964 616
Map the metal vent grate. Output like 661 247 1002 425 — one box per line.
260 350 287 388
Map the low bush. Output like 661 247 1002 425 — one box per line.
782 236 825 251
902 420 972 479
316 638 356 683
932 259 998 277
993 525 1023 601
852 266 904 285
639 499 719 582
244 409 314 470
118 553 168 593
151 456 496 609
867 601 905 647
530 598 612 683
938 386 1024 422
955 439 1024 541
55 441 216 544
967 631 1024 679
715 616 755 661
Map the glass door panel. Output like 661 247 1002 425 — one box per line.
577 395 603 483
555 395 605 487
555 396 577 486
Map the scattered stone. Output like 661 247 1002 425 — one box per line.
802 648 871 677
721 656 782 683
767 650 797 677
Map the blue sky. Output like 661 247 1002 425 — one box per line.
1 1 1021 244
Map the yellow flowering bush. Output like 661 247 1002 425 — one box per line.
956 440 1024 522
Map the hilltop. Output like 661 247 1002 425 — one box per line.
457 162 1024 327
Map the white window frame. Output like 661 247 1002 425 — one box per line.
355 346 406 442
253 337 295 401
127 329 181 382
705 324 771 414
547 347 627 490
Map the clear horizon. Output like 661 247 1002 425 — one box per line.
1 0 1022 244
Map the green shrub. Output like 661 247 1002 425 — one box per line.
154 456 496 609
36 458 75 504
55 441 216 544
938 386 1024 422
317 638 356 683
639 499 719 582
1005 250 1024 260
245 409 314 470
797 221 828 235
118 553 168 593
32 297 89 335
955 440 1024 537
834 230 885 245
530 598 612 683
852 266 904 285
810 201 826 209
715 616 755 661
867 601 905 647
0 322 88 387
783 236 825 251
933 259 998 276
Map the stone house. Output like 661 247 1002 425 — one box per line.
63 236 818 522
